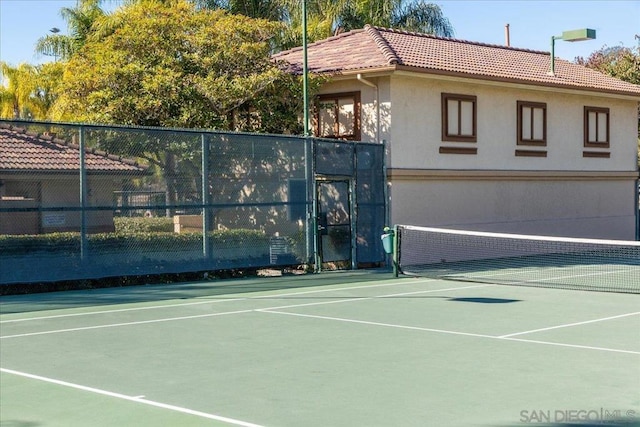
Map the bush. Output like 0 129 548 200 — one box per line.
114 217 174 233
0 228 270 255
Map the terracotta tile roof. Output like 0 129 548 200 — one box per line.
273 25 640 97
0 124 147 174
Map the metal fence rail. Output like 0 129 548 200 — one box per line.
0 120 386 284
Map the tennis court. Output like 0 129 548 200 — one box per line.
1 269 639 426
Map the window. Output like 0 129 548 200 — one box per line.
517 101 546 146
231 106 261 132
584 106 610 148
315 92 360 140
441 93 477 142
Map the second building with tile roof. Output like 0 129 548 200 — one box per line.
274 25 640 239
0 124 147 234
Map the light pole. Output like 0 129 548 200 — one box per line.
49 27 60 62
548 28 596 76
302 0 310 136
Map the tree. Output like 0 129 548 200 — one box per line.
331 0 454 35
53 0 287 128
576 45 640 85
191 0 285 21
191 0 454 50
0 62 63 119
51 0 318 211
35 0 107 62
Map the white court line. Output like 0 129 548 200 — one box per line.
255 284 488 312
0 278 436 324
0 283 483 340
0 297 248 323
500 337 640 355
259 310 640 355
499 311 640 338
0 309 256 339
258 309 498 339
0 368 264 427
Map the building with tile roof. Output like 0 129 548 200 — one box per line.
275 25 640 239
0 124 147 234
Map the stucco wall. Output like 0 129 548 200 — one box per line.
388 75 638 171
389 172 637 239
319 74 639 239
0 176 118 234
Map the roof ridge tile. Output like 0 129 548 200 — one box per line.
364 24 400 65
372 25 550 55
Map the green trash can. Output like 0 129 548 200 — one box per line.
381 230 394 254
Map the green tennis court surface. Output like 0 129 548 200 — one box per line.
2 271 639 426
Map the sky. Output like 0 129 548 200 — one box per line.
0 0 639 67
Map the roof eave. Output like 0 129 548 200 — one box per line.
393 65 640 99
0 169 148 176
319 65 398 79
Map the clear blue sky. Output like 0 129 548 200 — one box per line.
1 0 639 66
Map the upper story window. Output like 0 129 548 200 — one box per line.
584 106 610 148
441 93 477 142
315 92 360 140
517 101 546 146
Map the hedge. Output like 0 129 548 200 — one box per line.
0 229 270 255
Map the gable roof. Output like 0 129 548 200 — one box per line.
273 25 640 98
0 124 147 175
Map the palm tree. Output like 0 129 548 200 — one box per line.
341 0 454 36
191 0 454 50
0 62 38 119
0 62 64 119
191 0 285 21
35 0 106 61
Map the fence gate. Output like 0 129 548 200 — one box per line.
316 179 353 268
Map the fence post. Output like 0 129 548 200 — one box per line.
79 125 88 261
201 133 210 258
306 137 320 272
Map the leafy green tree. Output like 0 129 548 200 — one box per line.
576 45 639 85
51 0 319 211
53 0 286 128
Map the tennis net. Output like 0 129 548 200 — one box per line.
394 225 640 294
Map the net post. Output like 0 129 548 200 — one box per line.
393 225 399 277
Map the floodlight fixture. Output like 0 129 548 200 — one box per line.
548 28 596 76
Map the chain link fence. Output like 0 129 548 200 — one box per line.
0 120 386 284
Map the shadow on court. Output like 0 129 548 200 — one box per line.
0 270 392 315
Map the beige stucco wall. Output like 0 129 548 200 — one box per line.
388 75 638 171
389 172 637 239
319 73 639 239
0 175 118 234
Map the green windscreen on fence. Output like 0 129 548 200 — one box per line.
0 120 386 284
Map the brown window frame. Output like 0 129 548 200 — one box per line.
314 92 361 141
441 93 477 142
584 106 610 148
517 101 547 146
